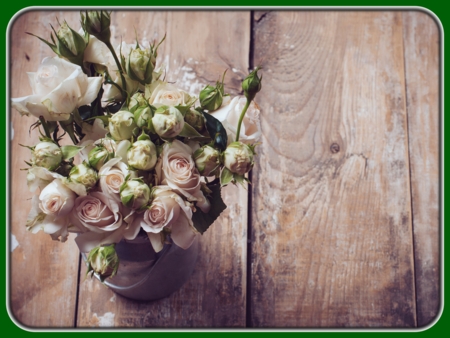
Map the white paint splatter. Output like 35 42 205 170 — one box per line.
109 294 116 302
94 312 115 327
10 123 14 141
11 234 19 252
232 68 240 73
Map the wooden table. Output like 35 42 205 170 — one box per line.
9 10 440 328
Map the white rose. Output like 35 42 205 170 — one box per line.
83 35 111 65
11 57 103 121
26 179 77 242
210 96 262 144
98 157 131 202
129 186 196 252
26 166 64 193
39 179 76 217
155 140 210 213
146 81 191 107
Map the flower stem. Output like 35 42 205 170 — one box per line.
105 41 128 95
235 99 251 142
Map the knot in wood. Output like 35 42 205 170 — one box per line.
330 143 340 153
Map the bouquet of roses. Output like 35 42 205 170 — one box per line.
11 11 262 281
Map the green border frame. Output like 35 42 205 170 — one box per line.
2 2 446 335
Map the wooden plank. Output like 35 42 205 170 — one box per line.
402 11 440 327
250 11 416 327
76 11 250 327
9 11 82 327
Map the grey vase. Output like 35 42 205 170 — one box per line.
84 233 199 301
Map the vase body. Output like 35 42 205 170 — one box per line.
86 234 199 301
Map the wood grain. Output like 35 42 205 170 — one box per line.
9 10 82 328
75 11 250 328
250 11 417 327
402 11 440 327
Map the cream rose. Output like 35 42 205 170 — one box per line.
72 192 122 232
210 96 262 144
127 186 196 251
98 157 131 202
156 140 210 213
147 81 191 107
26 179 77 242
39 179 76 217
11 57 103 121
83 35 111 65
71 192 126 252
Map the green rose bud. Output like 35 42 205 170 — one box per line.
194 145 221 176
199 70 226 112
81 11 111 44
86 244 119 282
56 21 87 60
242 66 262 101
152 106 184 138
109 111 137 141
128 92 148 112
119 178 151 210
223 141 254 175
133 107 152 128
127 138 157 171
88 144 113 171
126 47 154 85
185 109 205 132
32 141 62 171
69 162 98 190
28 21 86 69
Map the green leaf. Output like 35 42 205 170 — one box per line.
61 145 84 161
179 123 207 139
202 111 228 151
220 167 233 186
192 183 227 234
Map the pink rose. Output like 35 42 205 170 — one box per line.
155 140 210 213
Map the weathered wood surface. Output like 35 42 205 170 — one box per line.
9 11 82 328
250 11 431 327
8 10 439 329
75 11 250 328
402 11 440 327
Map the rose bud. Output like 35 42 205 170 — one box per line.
128 92 148 112
132 106 151 129
185 109 205 132
223 141 254 175
242 66 262 101
127 136 158 171
119 178 151 210
199 70 226 112
86 244 119 282
126 46 154 85
194 145 221 176
81 11 111 45
108 111 137 141
88 144 113 171
199 85 223 112
152 105 184 138
32 141 63 171
69 162 98 190
55 21 87 67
